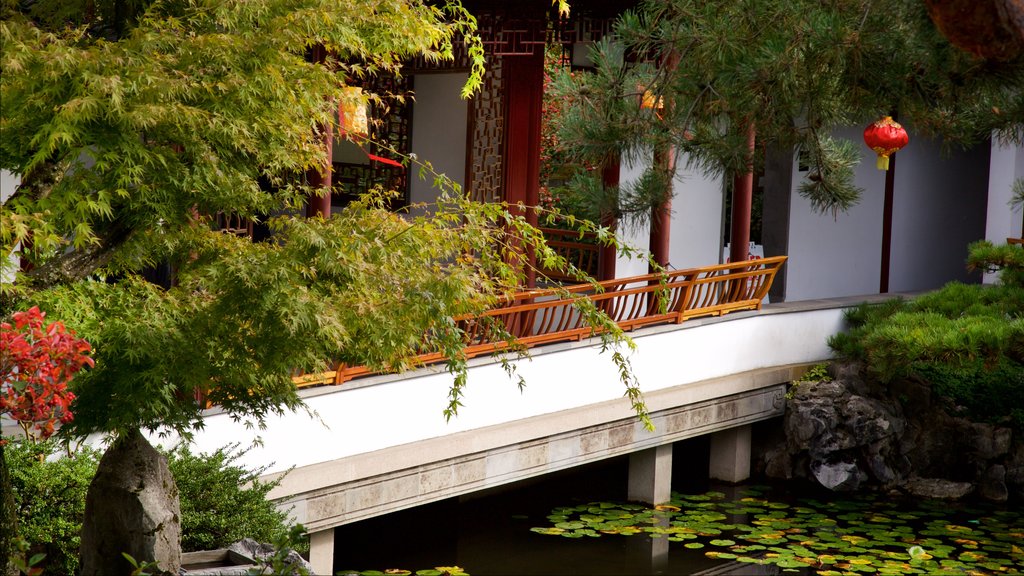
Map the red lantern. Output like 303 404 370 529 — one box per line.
863 116 909 171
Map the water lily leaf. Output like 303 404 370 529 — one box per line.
709 539 735 547
384 570 412 576
415 571 442 576
684 542 704 549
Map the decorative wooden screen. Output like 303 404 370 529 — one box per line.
466 56 505 204
333 74 412 206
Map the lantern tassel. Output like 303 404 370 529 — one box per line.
877 155 890 170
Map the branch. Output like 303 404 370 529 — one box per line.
24 219 133 289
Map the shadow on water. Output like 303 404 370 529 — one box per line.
334 437 750 576
333 434 1023 576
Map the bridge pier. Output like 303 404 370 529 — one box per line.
627 444 673 505
708 424 752 483
310 529 334 575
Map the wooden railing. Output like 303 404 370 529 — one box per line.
294 256 787 388
536 227 600 282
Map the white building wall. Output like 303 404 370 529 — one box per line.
889 136 989 292
785 127 885 301
408 73 469 214
2 170 21 283
615 153 725 277
984 141 1024 284
784 127 990 300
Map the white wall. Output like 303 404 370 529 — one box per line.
153 304 845 478
786 127 885 300
785 127 991 300
984 141 1024 283
889 137 989 292
670 159 725 269
615 152 725 277
2 170 21 283
408 73 469 214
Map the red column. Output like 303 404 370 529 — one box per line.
598 160 619 281
879 153 896 293
729 123 756 264
502 50 545 287
648 148 674 272
306 44 333 219
648 50 680 273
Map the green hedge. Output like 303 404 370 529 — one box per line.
4 440 296 574
829 261 1024 429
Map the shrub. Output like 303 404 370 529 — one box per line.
5 440 99 576
165 444 297 553
4 440 298 574
829 272 1024 429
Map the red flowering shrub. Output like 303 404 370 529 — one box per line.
0 307 93 442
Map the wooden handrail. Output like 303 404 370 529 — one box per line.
536 227 600 282
295 256 787 387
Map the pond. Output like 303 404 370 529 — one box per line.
333 452 1023 576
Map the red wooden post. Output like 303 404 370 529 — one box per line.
502 49 545 287
648 50 680 273
305 44 333 219
879 152 896 293
729 122 756 264
598 159 619 281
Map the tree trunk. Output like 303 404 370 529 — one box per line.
79 429 181 576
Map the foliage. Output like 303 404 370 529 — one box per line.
2 0 647 442
550 0 1024 219
967 240 1024 287
829 244 1024 427
4 440 99 576
167 444 294 553
245 524 310 576
1 307 93 442
528 487 1024 573
797 363 832 383
4 440 308 572
1012 178 1024 211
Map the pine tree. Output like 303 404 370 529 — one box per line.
551 0 1024 227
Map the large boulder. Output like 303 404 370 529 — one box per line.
79 429 181 576
760 362 1022 501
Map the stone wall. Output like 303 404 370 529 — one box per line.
757 362 1023 502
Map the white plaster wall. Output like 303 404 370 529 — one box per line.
669 160 725 269
984 141 1024 284
161 305 845 477
889 137 989 292
2 170 21 283
785 127 885 300
615 153 725 277
1 170 18 202
408 73 468 214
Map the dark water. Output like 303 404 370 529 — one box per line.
332 438 1022 576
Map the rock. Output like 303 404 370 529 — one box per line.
762 447 792 480
979 464 1009 503
228 538 312 575
79 430 181 576
969 424 1012 460
901 477 974 500
811 460 866 491
840 395 900 445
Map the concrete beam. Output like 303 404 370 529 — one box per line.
279 383 786 532
709 424 752 483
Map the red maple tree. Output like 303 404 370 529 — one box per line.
1 307 93 442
